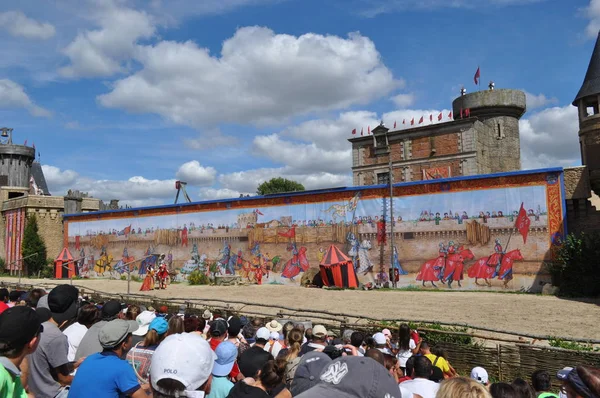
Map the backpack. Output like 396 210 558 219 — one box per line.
285 356 302 386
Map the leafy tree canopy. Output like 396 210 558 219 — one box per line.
257 177 305 195
22 214 47 277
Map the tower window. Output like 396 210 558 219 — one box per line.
377 172 390 185
497 123 503 139
587 106 596 116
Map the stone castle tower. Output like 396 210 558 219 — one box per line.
573 31 600 197
0 128 36 202
451 89 526 174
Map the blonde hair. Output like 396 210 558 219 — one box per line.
436 377 491 398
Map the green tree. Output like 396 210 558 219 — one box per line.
257 177 305 195
22 214 47 277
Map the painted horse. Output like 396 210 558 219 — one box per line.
280 242 310 281
467 249 524 288
416 252 465 288
442 246 475 288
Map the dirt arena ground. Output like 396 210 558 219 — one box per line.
3 277 599 340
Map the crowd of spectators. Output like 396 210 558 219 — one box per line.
0 285 599 398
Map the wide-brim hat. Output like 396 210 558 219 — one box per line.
266 320 283 333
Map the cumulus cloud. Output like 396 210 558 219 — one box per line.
390 93 415 108
584 0 600 38
0 79 51 117
524 91 558 109
0 11 56 40
42 165 79 189
358 0 546 17
59 2 155 78
519 105 580 169
198 187 249 200
98 26 399 126
175 160 217 186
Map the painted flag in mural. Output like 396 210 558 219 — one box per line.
75 236 81 250
278 226 296 238
118 225 131 236
515 202 531 243
377 220 386 246
255 209 264 215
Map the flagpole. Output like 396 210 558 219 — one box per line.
478 65 481 91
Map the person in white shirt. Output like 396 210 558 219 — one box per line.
397 324 420 371
400 356 440 398
63 304 100 362
265 331 283 358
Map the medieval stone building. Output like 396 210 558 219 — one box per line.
349 89 526 186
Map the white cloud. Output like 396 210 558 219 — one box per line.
584 0 600 38
359 0 546 17
42 165 79 189
184 129 238 150
59 2 155 78
524 91 558 109
198 187 248 200
98 26 399 126
175 160 217 186
0 11 56 40
390 93 415 107
519 105 580 169
0 79 51 117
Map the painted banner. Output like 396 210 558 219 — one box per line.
63 169 566 292
422 166 451 180
4 209 25 271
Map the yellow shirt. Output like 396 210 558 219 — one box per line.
425 353 450 374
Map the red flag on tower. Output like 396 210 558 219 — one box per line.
402 119 406 125
368 126 371 134
448 111 452 119
429 114 433 122
465 108 471 117
32 142 35 150
361 127 364 136
418 116 424 124
474 66 481 85
410 118 415 125
24 139 28 146
437 112 442 121
515 203 531 243
460 108 463 118
393 121 397 128
351 128 356 135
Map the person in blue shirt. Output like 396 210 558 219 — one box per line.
69 319 150 398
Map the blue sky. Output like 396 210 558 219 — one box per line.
0 0 596 206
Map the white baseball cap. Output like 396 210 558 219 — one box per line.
269 331 280 340
150 333 217 395
382 328 392 337
133 311 156 336
470 366 489 384
256 327 270 341
373 332 387 345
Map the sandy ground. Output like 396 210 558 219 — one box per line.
3 277 599 340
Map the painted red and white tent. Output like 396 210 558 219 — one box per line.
319 245 359 288
54 247 75 279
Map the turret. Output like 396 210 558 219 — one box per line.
573 31 600 196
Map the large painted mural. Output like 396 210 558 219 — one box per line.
63 169 566 292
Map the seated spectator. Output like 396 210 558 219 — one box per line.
184 315 201 334
75 299 122 360
383 353 402 383
227 317 248 350
132 310 157 347
279 328 304 385
421 342 453 379
149 333 216 398
63 304 100 362
398 324 420 372
125 305 141 321
365 348 386 367
431 346 457 378
238 327 273 379
299 325 327 356
227 359 289 398
25 288 46 308
208 319 229 350
166 314 185 335
69 319 148 398
512 378 535 398
0 289 9 314
373 332 392 354
0 306 43 398
531 370 558 398
207 341 237 398
350 331 365 356
294 356 399 398
490 382 518 398
471 367 490 387
289 351 332 396
28 285 83 398
399 356 416 383
401 355 440 398
557 366 600 398
126 317 168 383
8 291 22 308
266 332 284 358
436 377 491 398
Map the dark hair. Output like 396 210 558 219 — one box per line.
153 377 210 397
258 360 286 391
242 323 256 339
413 355 433 379
0 289 9 302
490 382 518 398
167 316 184 336
512 378 535 398
530 370 551 392
9 290 21 302
365 348 385 366
364 335 375 350
399 324 411 351
431 346 448 359
27 289 46 308
184 317 200 333
227 322 242 337
305 328 313 342
350 331 364 348
420 340 430 350
383 353 398 371
77 304 100 328
125 305 141 321
405 356 416 379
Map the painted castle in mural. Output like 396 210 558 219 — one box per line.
64 170 565 292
